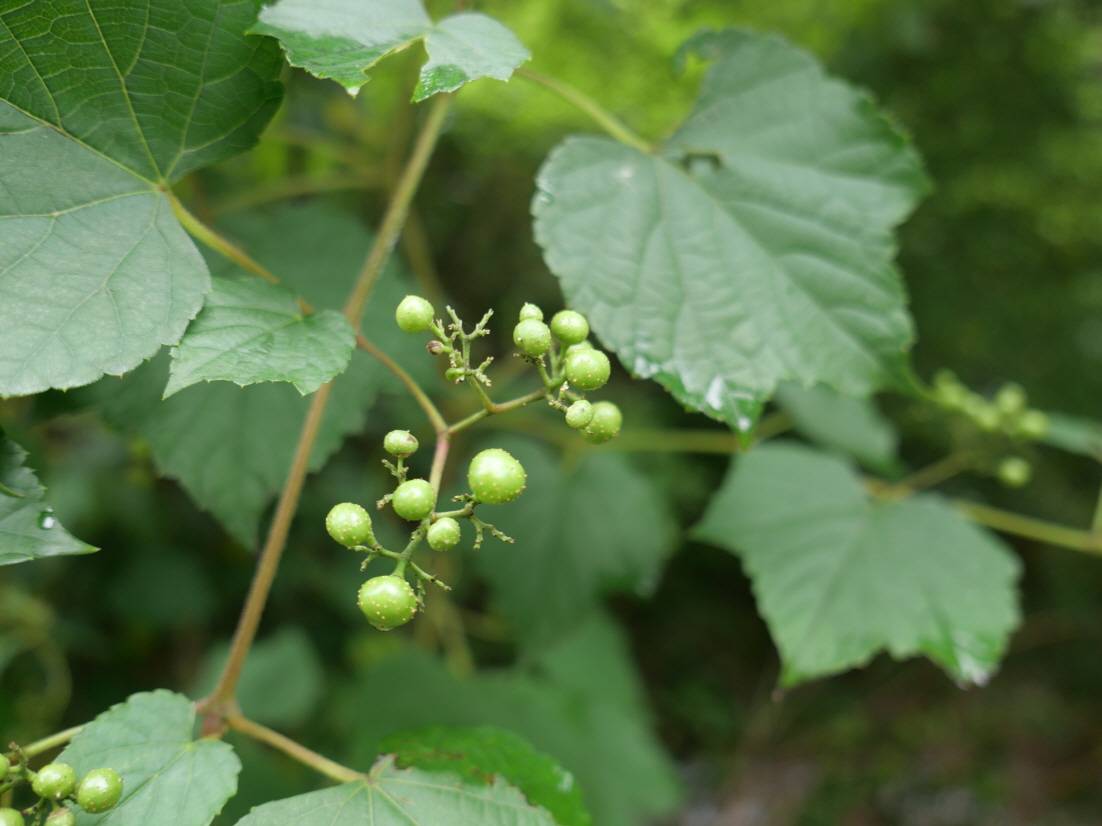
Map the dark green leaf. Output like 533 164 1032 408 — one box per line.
339 614 680 826
383 727 592 826
533 30 927 428
0 0 282 396
693 442 1021 686
59 690 240 826
0 430 95 565
472 436 677 643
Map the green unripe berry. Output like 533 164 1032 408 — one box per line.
550 310 589 345
997 457 1032 488
383 429 419 457
468 448 527 505
513 319 552 358
445 367 465 382
565 400 594 430
565 349 611 391
392 479 436 521
45 808 75 826
518 302 544 322
427 517 462 552
33 763 76 801
0 809 24 826
76 768 123 814
582 401 623 444
564 341 592 360
994 383 1027 417
395 295 435 333
326 503 375 548
0 754 9 780
357 576 417 631
1017 409 1049 440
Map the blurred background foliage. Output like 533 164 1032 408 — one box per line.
3 0 1102 823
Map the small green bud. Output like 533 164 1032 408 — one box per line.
445 367 465 382
582 401 623 444
46 808 75 826
518 303 544 322
513 319 552 358
565 349 611 391
76 768 123 813
565 400 594 430
427 517 462 552
358 576 418 631
326 503 375 548
395 295 435 333
392 479 436 521
383 429 419 457
1017 409 1049 440
973 404 1001 432
997 457 1032 488
994 383 1027 417
550 310 589 345
32 763 77 801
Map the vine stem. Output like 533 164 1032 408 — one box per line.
430 434 451 493
226 714 364 783
202 94 453 712
19 725 82 759
951 500 1102 557
516 67 652 154
357 334 447 434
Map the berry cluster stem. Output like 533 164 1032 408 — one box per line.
226 714 364 784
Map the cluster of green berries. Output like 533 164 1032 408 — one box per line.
933 371 1045 489
933 371 1049 440
0 755 122 826
326 431 527 632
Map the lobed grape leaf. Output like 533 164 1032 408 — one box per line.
166 278 355 397
471 436 677 643
234 759 556 826
86 203 423 546
383 726 592 826
249 0 528 98
533 29 928 429
693 442 1021 686
0 430 95 565
59 690 240 826
0 0 282 397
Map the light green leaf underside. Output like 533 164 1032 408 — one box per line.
342 615 681 826
475 436 677 643
1040 411 1102 461
86 203 424 546
693 443 1021 686
775 383 900 473
0 430 95 565
167 278 355 396
250 0 528 97
0 0 282 396
383 726 592 826
533 30 927 428
414 13 532 101
60 690 240 826
235 759 556 826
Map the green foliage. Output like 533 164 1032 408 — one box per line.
0 0 281 396
235 759 555 825
0 432 94 565
534 30 927 428
251 0 529 99
694 443 1021 685
383 726 592 826
339 616 680 826
58 691 240 826
474 437 676 643
166 279 355 397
